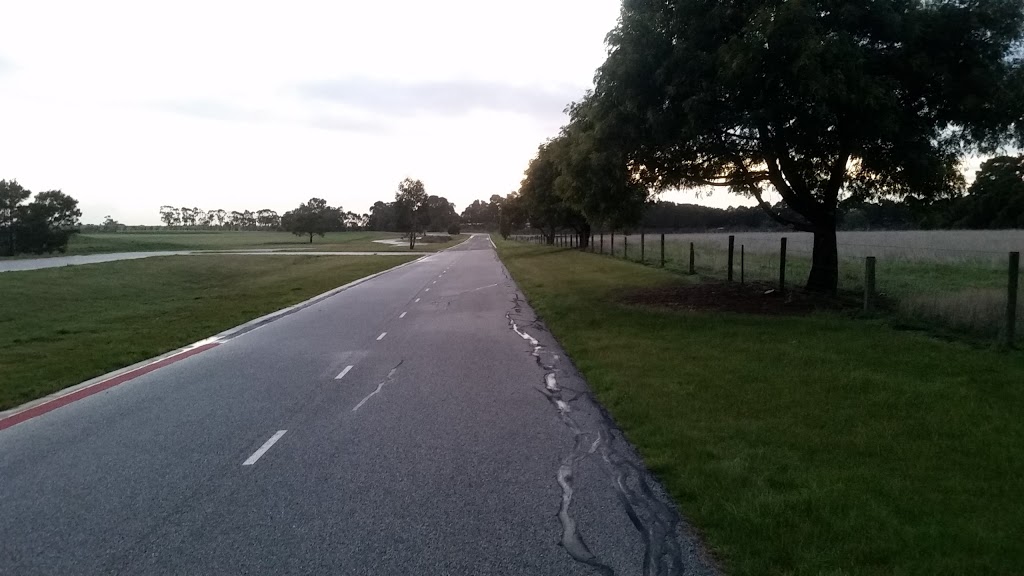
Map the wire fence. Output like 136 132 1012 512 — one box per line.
511 230 1023 346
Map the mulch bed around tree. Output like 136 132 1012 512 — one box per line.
618 280 855 316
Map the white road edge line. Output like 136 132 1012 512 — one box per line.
335 365 354 380
243 430 287 466
415 298 421 303
400 312 407 319
377 332 387 341
425 288 430 292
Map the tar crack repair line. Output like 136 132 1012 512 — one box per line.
352 361 403 412
507 291 689 576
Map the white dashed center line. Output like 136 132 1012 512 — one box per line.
415 298 421 303
335 365 353 380
400 312 407 319
377 332 387 341
243 430 287 466
425 288 430 292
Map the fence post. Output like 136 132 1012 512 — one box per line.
600 233 604 254
1005 251 1020 347
660 234 665 268
624 236 629 260
740 245 745 285
689 242 695 275
611 232 615 256
779 237 788 294
641 233 645 264
864 257 876 313
727 235 735 282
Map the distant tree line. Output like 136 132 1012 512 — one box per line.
155 205 370 232
0 179 81 256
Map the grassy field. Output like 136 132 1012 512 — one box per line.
0 254 416 411
578 230 1023 342
495 237 1024 575
53 230 466 255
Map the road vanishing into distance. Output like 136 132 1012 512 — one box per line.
0 235 716 576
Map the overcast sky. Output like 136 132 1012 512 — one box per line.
0 0 754 225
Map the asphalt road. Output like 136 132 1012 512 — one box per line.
0 234 717 576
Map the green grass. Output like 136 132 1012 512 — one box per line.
0 254 416 411
53 230 466 255
586 234 1021 342
495 237 1024 576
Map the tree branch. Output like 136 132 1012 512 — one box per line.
748 186 815 232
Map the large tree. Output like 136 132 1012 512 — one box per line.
1 183 81 255
956 155 1024 228
591 0 1024 292
394 178 429 248
425 195 458 232
14 190 82 254
556 98 650 242
1 180 31 256
367 201 396 231
158 205 180 228
281 198 343 243
519 142 588 244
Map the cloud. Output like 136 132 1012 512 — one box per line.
309 114 389 134
160 99 274 124
299 78 583 122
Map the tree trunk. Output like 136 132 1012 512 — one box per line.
806 225 839 294
578 223 591 248
308 233 313 244
409 232 416 249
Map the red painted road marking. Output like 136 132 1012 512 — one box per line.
0 342 220 432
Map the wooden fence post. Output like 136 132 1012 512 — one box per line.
660 234 665 268
740 245 745 285
1005 251 1020 347
689 242 695 275
779 237 788 294
727 235 735 282
864 256 876 313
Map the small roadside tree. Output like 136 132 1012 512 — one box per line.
394 178 429 248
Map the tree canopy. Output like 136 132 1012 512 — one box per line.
956 155 1024 228
1 180 81 256
281 197 344 243
394 178 429 248
546 0 1024 292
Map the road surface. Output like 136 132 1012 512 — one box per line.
0 234 716 575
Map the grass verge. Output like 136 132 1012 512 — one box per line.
0 254 416 411
50 231 466 255
495 237 1024 576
